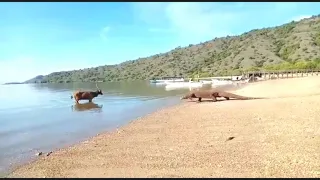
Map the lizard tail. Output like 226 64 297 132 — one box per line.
234 95 265 100
224 92 265 100
229 94 253 100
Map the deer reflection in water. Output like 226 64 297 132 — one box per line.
71 102 103 112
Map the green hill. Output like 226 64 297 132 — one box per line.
27 15 320 83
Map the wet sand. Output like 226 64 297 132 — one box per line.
8 77 320 178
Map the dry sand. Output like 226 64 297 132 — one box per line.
8 77 320 178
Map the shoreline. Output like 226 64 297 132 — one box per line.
5 101 189 177
8 77 320 178
2 95 184 177
1 83 245 176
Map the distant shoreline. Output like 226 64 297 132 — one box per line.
2 82 24 85
10 67 320 85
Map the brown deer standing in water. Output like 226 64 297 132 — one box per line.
71 83 103 104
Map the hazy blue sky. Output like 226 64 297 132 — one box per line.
1 2 320 83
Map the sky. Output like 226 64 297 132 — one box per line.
1 2 320 83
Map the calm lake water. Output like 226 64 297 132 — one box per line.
0 81 241 175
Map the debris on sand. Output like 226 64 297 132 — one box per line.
226 137 235 141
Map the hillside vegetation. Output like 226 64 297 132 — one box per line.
26 15 320 83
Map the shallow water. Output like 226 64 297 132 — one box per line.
0 81 242 174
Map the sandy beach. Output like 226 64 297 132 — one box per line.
8 76 320 178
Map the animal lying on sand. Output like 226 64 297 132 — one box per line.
71 83 103 104
180 89 265 102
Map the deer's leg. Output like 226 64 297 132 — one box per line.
75 98 80 104
198 97 202 102
89 99 92 102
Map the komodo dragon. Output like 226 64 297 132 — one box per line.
180 89 265 102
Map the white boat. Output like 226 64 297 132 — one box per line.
165 81 203 91
200 80 213 85
211 79 234 86
149 78 185 84
150 82 167 86
233 78 250 86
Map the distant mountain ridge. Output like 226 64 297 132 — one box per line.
25 14 320 83
24 75 44 83
2 82 24 85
